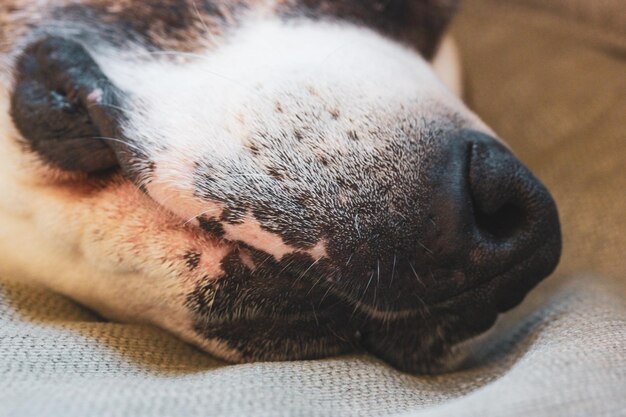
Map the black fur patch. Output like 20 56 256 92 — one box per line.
183 250 202 270
198 216 226 238
187 250 359 361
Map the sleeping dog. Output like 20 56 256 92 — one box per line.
0 0 561 374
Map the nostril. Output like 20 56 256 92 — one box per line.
474 201 526 239
465 138 542 247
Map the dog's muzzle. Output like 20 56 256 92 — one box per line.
307 129 562 373
322 129 561 309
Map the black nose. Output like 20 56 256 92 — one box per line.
439 130 561 293
326 130 561 312
410 130 562 308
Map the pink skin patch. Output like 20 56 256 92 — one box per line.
307 240 329 260
223 214 328 262
146 161 329 265
146 158 225 226
238 248 256 270
222 215 297 260
86 88 103 104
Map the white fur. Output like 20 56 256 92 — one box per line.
95 19 479 247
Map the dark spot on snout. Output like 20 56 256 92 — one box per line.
247 143 261 156
267 167 285 181
199 216 226 238
329 108 341 119
183 250 201 270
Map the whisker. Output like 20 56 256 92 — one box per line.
310 303 320 327
184 207 223 225
91 136 145 154
348 271 374 321
345 252 355 266
318 282 335 306
306 271 327 296
276 259 295 277
294 257 321 288
86 102 131 114
374 259 380 305
409 262 425 288
192 0 212 39
256 253 275 271
417 240 434 255
135 50 213 61
349 271 375 321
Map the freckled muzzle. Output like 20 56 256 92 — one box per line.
190 129 561 374
300 129 562 373
308 128 561 334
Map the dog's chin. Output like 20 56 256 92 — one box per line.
176 211 560 373
356 234 561 374
190 234 559 374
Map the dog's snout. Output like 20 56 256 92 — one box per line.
420 130 562 305
325 130 561 313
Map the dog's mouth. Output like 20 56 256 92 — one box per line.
126 146 561 373
319 224 560 320
180 206 559 370
342 237 560 373
21 147 559 374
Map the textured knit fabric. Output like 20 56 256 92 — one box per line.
1 0 625 416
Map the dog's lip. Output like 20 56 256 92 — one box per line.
325 231 561 320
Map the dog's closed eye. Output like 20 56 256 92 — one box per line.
11 37 127 173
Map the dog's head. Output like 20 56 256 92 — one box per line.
0 0 561 373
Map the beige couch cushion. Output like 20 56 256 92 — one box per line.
455 0 626 284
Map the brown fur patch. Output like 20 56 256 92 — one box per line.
0 2 33 53
2 1 457 58
0 0 256 54
52 0 253 51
